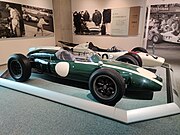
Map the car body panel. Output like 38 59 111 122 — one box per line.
161 31 180 44
72 42 165 67
137 52 165 67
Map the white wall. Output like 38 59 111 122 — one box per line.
71 0 146 50
0 0 55 65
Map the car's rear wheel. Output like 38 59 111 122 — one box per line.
152 34 163 44
89 68 125 106
116 54 140 66
124 53 142 67
8 54 31 82
131 47 148 53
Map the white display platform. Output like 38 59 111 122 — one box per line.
0 63 180 124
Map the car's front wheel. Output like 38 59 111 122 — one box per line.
8 54 31 82
152 34 163 44
89 68 125 106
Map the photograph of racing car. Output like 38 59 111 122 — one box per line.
58 41 165 68
21 4 54 37
7 47 163 106
149 30 180 44
22 13 38 22
73 9 111 35
147 3 180 46
0 1 54 38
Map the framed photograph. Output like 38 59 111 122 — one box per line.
0 1 54 39
146 3 180 48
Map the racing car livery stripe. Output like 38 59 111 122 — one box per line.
74 61 98 65
74 61 162 86
103 64 162 86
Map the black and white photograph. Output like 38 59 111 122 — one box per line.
73 7 140 36
0 1 25 38
147 3 180 48
22 5 54 37
73 9 111 35
0 1 54 39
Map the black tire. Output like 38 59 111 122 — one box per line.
152 34 163 44
124 53 142 67
89 68 125 106
8 54 31 82
116 54 139 66
131 47 148 53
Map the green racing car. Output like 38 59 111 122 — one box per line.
7 47 163 106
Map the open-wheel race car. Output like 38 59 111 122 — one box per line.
7 47 163 106
149 31 180 44
58 41 165 67
23 13 38 22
